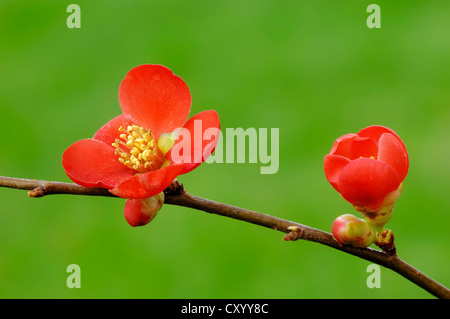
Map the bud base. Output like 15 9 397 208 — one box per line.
374 229 396 256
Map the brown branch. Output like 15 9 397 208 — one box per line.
1 175 449 299
0 176 115 198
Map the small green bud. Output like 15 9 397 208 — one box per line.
331 214 377 248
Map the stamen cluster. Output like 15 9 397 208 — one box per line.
112 125 165 173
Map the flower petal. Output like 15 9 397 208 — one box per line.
62 139 134 188
337 158 400 211
92 114 133 145
329 134 378 160
358 125 406 152
329 133 357 155
109 163 185 199
324 154 351 191
118 64 191 138
167 110 221 175
377 133 409 182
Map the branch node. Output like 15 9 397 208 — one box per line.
28 185 47 198
163 179 185 196
375 230 397 257
283 225 303 241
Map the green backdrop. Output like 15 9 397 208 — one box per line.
0 0 449 299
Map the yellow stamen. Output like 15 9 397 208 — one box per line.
112 124 166 173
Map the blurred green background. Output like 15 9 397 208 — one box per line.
0 0 449 299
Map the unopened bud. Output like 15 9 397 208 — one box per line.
124 192 165 227
331 214 377 248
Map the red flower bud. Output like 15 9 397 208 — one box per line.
331 214 377 248
124 192 164 227
324 126 408 213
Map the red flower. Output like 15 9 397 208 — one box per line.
62 64 221 199
324 126 408 212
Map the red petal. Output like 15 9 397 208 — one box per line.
62 139 134 188
92 114 133 145
167 110 221 175
118 64 191 138
124 199 148 227
337 158 400 211
329 134 378 160
377 133 409 182
324 154 351 191
358 125 406 151
109 163 184 199
329 133 357 155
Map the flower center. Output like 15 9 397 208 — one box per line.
112 125 166 173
